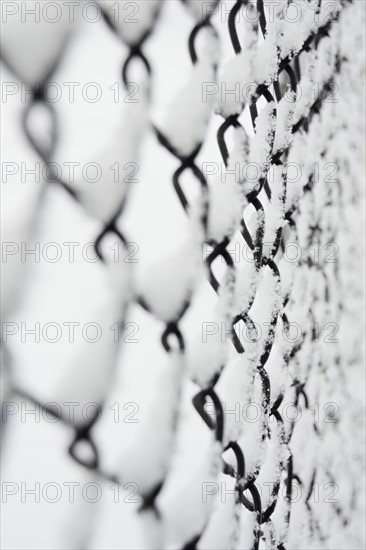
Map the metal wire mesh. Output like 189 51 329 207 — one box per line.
1 1 365 549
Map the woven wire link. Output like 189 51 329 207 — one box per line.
1 0 365 549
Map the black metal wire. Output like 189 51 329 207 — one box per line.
1 0 355 547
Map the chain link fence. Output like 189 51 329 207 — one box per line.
1 1 365 548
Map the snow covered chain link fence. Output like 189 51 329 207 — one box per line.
1 1 365 549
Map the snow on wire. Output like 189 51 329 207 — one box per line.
1 1 365 549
